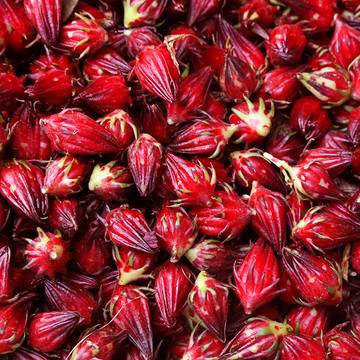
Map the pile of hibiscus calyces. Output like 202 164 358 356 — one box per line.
0 0 360 359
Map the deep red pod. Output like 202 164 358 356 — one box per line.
44 279 97 326
83 47 132 81
123 0 167 27
167 66 213 125
249 182 287 254
74 219 111 275
0 160 48 223
0 0 35 53
128 134 163 197
216 16 266 73
286 306 329 337
48 198 82 238
230 150 287 193
318 129 352 150
43 155 89 196
298 65 351 107
135 44 180 103
41 109 122 155
25 228 70 278
29 52 75 81
0 293 36 355
290 96 331 141
27 311 80 353
190 185 251 241
266 123 304 165
113 246 157 285
155 262 192 328
155 203 197 262
292 202 360 251
185 239 234 276
219 54 257 102
75 75 131 115
330 17 360 69
106 205 159 253
58 14 108 58
125 26 162 58
189 271 229 341
69 324 126 360
280 0 334 33
263 67 301 106
298 147 352 177
98 109 138 150
168 118 236 158
280 335 326 360
188 0 222 26
23 0 62 45
166 25 200 62
326 330 360 359
8 103 53 161
221 317 292 359
109 284 153 359
282 248 343 306
182 329 225 359
264 152 345 201
234 239 281 314
165 152 216 207
0 71 25 112
229 98 274 145
266 24 307 67
88 161 133 202
27 69 73 107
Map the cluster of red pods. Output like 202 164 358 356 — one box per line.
0 0 360 359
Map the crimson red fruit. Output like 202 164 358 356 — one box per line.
189 271 229 341
27 311 80 353
234 239 281 314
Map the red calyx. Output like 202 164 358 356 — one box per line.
27 311 80 353
109 284 153 359
165 152 216 207
134 44 180 103
191 185 251 241
234 239 282 314
155 262 192 328
25 228 70 278
41 109 123 155
155 203 197 262
128 134 163 197
189 271 229 341
106 205 159 253
44 279 97 326
282 247 343 306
